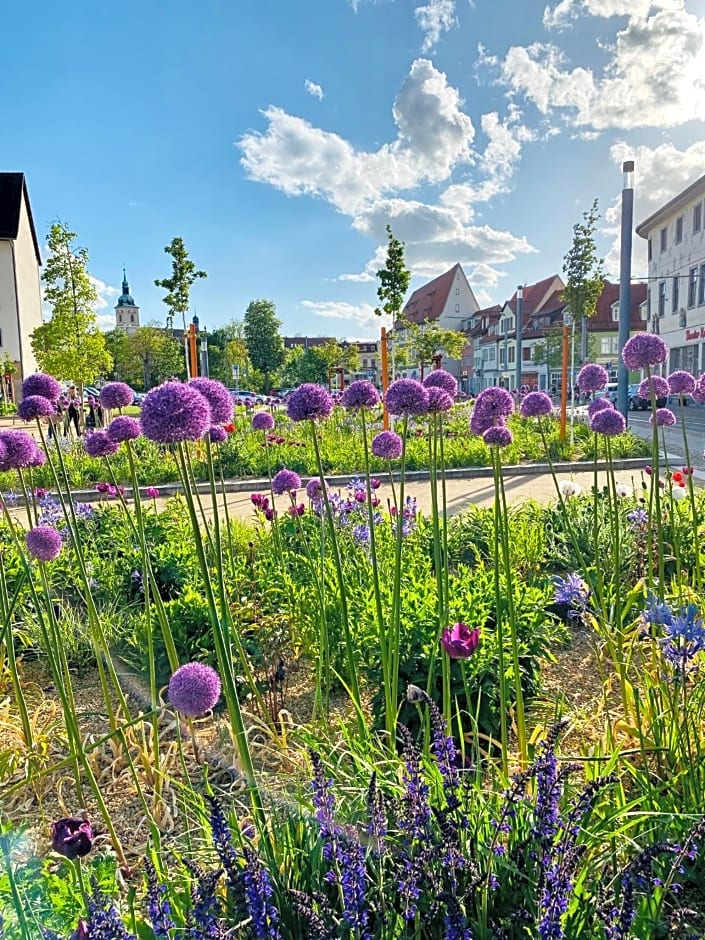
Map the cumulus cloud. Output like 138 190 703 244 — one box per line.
415 0 458 51
90 276 120 310
494 4 705 130
300 300 391 333
304 79 324 100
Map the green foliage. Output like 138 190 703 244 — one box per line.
154 236 207 328
563 199 605 361
374 224 411 320
412 322 466 369
243 299 286 392
31 221 112 386
532 324 597 370
104 325 185 388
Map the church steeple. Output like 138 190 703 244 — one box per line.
115 268 141 334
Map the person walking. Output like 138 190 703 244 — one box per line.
65 385 81 437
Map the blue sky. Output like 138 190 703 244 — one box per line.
3 0 705 338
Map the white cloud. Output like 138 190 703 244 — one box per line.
300 300 391 334
415 0 458 51
95 313 117 332
602 139 705 277
337 271 376 282
494 5 705 130
90 276 120 311
304 79 324 100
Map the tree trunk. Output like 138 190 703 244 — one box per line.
580 316 588 364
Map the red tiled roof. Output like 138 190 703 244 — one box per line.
591 281 647 328
505 275 564 315
402 263 461 325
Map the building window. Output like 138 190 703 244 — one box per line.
676 215 684 244
522 346 531 362
499 348 505 365
508 347 515 364
455 303 460 312
611 304 619 322
660 227 667 253
648 238 652 261
658 281 666 317
455 287 460 295
694 202 702 234
489 348 495 361
700 263 705 305
672 275 679 312
0 329 3 346
640 302 648 321
130 313 134 323
688 267 698 307
482 349 488 361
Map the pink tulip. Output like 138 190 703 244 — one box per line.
440 622 480 659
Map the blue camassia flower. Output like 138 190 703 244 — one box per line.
553 574 590 618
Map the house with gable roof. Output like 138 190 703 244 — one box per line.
0 173 43 401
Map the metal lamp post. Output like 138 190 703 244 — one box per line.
617 160 634 419
514 286 524 392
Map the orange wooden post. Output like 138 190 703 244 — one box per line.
560 325 569 442
380 327 390 430
189 323 199 378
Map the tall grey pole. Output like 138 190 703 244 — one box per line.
200 331 209 377
514 286 524 391
617 160 634 419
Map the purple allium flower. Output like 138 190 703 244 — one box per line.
99 381 134 410
385 379 429 416
26 526 63 562
587 397 614 417
483 424 513 447
306 478 327 501
50 817 93 860
622 333 668 370
17 395 56 421
188 377 234 425
22 373 61 401
692 376 705 403
651 407 676 427
140 381 212 443
638 375 669 400
440 622 480 659
145 486 160 499
84 430 120 458
426 387 454 413
668 370 696 395
471 385 515 435
272 468 302 495
286 383 334 422
423 369 458 398
252 411 275 431
341 379 380 410
520 391 554 418
208 426 227 444
106 415 141 444
0 430 45 471
168 662 221 717
590 409 626 436
371 430 403 459
576 363 609 393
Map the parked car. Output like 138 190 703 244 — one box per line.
627 383 667 411
594 383 619 405
229 389 267 405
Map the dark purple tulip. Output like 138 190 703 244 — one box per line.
440 622 480 659
51 817 93 860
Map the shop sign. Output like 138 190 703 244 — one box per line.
685 327 705 341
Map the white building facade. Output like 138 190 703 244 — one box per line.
636 173 705 375
0 173 42 401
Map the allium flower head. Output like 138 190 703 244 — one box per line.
99 382 134 410
18 395 55 421
622 332 668 370
287 384 334 422
272 468 302 494
590 408 626 436
341 380 380 410
22 373 61 401
650 408 676 427
188 377 234 424
145 486 160 499
587 397 614 417
51 817 93 860
693 376 705 403
385 379 429 416
84 430 120 458
638 376 669 400
26 526 63 562
423 369 458 397
140 381 212 443
0 430 45 470
520 391 553 418
576 363 608 393
426 387 454 412
106 416 141 444
471 385 514 435
306 478 328 501
208 426 227 443
440 622 480 659
168 662 221 717
483 424 513 447
252 411 275 431
371 430 403 459
668 370 696 395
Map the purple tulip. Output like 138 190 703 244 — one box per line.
440 622 480 659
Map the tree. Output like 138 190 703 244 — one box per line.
374 225 411 321
243 300 286 392
562 200 605 364
31 222 113 401
154 237 207 330
207 321 250 386
532 326 596 372
412 324 465 375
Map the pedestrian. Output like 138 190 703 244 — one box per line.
65 384 81 437
48 399 63 441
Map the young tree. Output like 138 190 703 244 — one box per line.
154 237 207 330
31 222 113 404
562 200 605 364
413 324 465 375
243 300 286 392
374 225 411 321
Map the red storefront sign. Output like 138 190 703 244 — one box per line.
686 327 705 341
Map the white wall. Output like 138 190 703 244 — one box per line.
13 193 42 377
0 242 20 364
